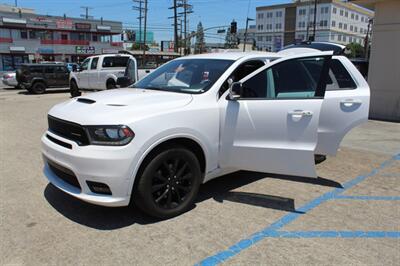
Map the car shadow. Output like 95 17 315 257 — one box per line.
44 171 342 230
18 89 69 95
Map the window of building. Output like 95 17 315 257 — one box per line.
349 36 353 42
92 34 98 42
276 11 282 17
350 25 353 31
343 35 346 42
344 24 347 30
345 11 348 17
267 12 273 18
275 23 281 30
257 36 263 41
266 36 272 42
260 24 264 30
361 16 364 22
29 30 37 39
61 34 68 40
299 9 306 16
333 7 337 14
339 22 343 29
351 13 354 19
338 34 342 41
354 26 357 32
330 34 335 40
332 20 336 27
340 9 343 16
20 30 27 39
323 20 328 27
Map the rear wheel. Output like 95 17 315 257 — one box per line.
31 82 46 94
134 147 202 219
70 80 81 97
106 79 116 90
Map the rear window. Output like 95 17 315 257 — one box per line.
102 56 129 68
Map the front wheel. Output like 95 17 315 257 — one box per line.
134 147 202 219
70 80 81 97
31 82 46 94
106 80 116 90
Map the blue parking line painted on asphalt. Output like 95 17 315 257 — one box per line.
334 195 400 200
275 231 400 238
196 154 400 266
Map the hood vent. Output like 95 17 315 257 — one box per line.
77 98 96 104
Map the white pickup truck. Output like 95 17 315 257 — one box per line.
42 51 369 218
69 54 152 97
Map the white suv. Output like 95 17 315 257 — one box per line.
42 51 370 218
69 54 138 97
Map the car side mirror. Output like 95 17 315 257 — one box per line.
228 82 242 100
72 65 77 72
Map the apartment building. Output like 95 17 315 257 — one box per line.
0 5 123 71
256 0 374 51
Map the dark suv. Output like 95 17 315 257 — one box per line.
16 64 69 94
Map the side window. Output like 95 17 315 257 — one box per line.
90 57 99 70
241 57 327 99
326 59 357 90
80 58 90 71
29 66 43 74
219 60 265 97
55 66 67 73
44 67 55 74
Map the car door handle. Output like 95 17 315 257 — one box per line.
288 110 313 117
340 99 362 107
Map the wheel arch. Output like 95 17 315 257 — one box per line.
129 135 207 198
31 78 47 87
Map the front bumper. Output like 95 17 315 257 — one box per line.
41 131 137 207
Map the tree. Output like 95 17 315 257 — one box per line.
195 22 205 54
346 42 365 58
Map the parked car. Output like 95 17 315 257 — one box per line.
1 72 20 89
16 64 70 94
66 63 79 72
69 54 138 97
42 51 370 218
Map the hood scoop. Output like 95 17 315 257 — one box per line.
106 104 127 107
77 98 96 104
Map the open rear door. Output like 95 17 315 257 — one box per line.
219 52 332 178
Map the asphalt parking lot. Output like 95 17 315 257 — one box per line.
1 86 399 265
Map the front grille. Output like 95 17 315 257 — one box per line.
48 115 89 146
47 159 81 190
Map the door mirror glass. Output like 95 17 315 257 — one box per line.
228 82 242 100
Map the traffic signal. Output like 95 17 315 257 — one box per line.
230 21 237 34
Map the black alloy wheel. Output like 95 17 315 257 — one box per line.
134 147 201 219
31 82 46 94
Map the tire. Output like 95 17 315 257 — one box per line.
70 80 81 98
106 79 116 90
31 82 46 94
134 146 202 219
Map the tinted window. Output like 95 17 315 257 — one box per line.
102 56 129 68
28 66 43 74
329 59 357 89
90 57 99 70
45 67 55 74
55 66 67 73
242 57 326 99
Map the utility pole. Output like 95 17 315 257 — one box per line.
312 0 317 41
143 0 148 62
14 0 17 6
178 0 193 55
133 0 145 63
364 18 373 60
80 6 93 20
168 0 179 53
243 18 254 52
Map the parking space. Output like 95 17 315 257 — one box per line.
1 90 399 265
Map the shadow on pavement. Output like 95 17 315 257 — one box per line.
18 89 69 95
44 171 342 230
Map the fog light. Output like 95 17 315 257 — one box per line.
86 181 112 195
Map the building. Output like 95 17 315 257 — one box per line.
350 0 400 122
256 0 374 51
0 4 123 71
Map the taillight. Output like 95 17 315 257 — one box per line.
4 74 11 79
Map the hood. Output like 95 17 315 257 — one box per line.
48 88 193 125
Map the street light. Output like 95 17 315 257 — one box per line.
243 17 254 52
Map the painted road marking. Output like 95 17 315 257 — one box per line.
333 195 400 200
196 154 400 266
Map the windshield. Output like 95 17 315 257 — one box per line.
133 59 234 94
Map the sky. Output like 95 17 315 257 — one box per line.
1 0 291 42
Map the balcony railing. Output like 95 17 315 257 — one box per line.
40 39 90 45
0 37 13 43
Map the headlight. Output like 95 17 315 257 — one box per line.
85 125 135 146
